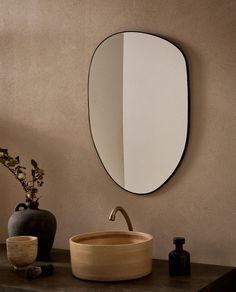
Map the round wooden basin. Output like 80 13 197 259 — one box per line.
69 231 153 281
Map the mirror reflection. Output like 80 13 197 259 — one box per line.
88 32 188 194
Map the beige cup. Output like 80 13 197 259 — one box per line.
6 236 38 269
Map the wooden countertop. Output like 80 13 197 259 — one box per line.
0 244 235 291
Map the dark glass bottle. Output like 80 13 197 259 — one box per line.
169 237 191 276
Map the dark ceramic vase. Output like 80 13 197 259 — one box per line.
8 203 57 261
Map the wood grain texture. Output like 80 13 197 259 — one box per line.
69 231 153 281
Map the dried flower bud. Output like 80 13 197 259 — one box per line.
17 172 26 180
27 181 34 187
26 193 32 199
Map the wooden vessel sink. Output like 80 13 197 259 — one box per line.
69 231 153 281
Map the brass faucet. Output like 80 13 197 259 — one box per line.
109 206 133 231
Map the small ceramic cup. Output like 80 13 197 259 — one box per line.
6 236 38 270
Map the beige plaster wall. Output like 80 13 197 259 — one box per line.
0 0 235 266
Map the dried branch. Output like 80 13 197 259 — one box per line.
0 147 45 205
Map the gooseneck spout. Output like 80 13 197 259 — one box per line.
109 206 133 231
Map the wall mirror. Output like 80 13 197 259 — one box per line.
88 31 189 194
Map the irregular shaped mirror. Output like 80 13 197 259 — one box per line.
88 32 189 194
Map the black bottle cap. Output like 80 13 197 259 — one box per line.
173 237 185 245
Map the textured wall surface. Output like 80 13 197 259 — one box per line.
0 0 235 266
